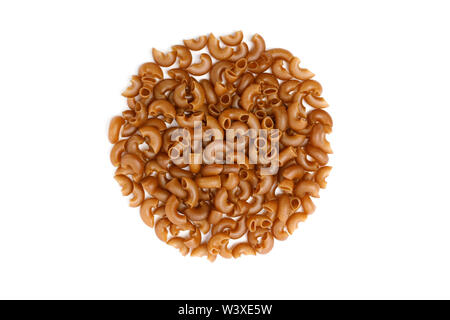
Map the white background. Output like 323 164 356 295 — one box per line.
0 0 449 300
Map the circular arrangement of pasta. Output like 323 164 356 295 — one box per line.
108 31 333 261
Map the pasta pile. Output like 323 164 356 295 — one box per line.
108 32 332 261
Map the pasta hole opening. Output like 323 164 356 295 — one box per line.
220 95 230 104
261 220 272 228
290 198 300 209
223 118 231 129
240 114 249 122
237 59 247 69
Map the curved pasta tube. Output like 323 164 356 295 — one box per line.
189 81 206 111
301 194 316 214
240 83 261 111
287 93 308 133
108 116 125 144
183 35 208 51
269 106 287 132
141 118 167 132
121 123 137 138
141 177 170 203
122 75 142 98
165 194 187 225
247 214 272 232
152 48 177 67
129 182 144 207
307 109 333 130
184 202 210 221
110 140 127 167
208 209 224 225
181 177 199 208
279 146 297 167
289 57 315 80
229 42 249 62
282 164 305 180
214 187 234 214
184 228 202 249
207 34 233 60
310 123 332 154
172 45 192 69
140 198 159 228
164 178 187 199
154 217 171 242
281 130 306 147
286 212 308 235
138 62 163 79
145 160 167 176
212 218 237 235
129 101 148 128
167 68 190 84
247 52 273 74
254 174 275 195
233 58 248 76
315 166 332 189
263 200 278 221
304 93 329 109
169 221 195 236
186 53 212 76
221 172 239 190
175 111 204 128
169 165 194 179
191 244 217 262
305 144 329 166
210 60 234 85
272 58 292 80
232 243 256 258
220 30 243 46
173 82 190 108
231 200 249 217
153 79 179 100
294 180 320 198
296 147 320 171
267 48 293 61
114 174 133 196
200 79 218 105
195 176 221 189
237 72 255 95
279 179 294 194
248 194 264 215
125 135 147 161
299 79 323 96
223 69 238 83
139 126 162 154
277 194 292 223
219 245 233 259
279 80 301 103
200 164 223 177
167 237 190 256
272 218 289 241
148 99 176 123
247 227 274 254
207 232 230 255
247 34 266 62
192 219 210 234
228 215 246 239
120 153 145 181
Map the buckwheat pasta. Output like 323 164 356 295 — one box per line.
109 31 333 261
